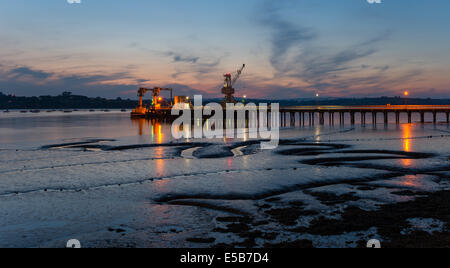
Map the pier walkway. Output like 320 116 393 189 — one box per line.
279 105 450 126
133 105 450 126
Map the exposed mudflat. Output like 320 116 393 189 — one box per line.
0 112 449 248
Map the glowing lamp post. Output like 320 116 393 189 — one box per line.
404 91 409 106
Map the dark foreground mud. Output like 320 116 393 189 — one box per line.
152 138 450 248
292 190 450 248
180 190 450 248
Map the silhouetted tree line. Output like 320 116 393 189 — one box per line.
0 92 138 109
1 91 449 109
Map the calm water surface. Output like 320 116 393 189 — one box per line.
1 109 449 147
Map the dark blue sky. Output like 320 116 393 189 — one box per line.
1 0 449 99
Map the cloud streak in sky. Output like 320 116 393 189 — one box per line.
254 1 434 98
0 65 137 97
166 51 200 64
0 0 449 98
259 2 316 74
8 67 53 80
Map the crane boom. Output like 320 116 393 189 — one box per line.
231 64 245 86
221 64 246 104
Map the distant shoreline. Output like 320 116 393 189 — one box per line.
2 92 450 109
0 92 137 110
1 109 128 112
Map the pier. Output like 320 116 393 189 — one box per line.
135 105 450 127
279 105 450 126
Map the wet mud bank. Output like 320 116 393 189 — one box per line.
2 122 450 248
150 138 450 248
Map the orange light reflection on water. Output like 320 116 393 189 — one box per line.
131 119 165 144
157 123 163 144
402 124 413 168
400 124 422 189
402 175 419 187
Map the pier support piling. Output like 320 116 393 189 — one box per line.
319 112 325 125
340 112 344 125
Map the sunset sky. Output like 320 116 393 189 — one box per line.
1 0 450 99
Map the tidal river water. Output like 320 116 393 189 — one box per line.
0 110 449 248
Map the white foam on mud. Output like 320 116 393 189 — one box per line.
180 147 201 159
231 146 246 156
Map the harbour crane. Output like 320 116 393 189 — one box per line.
138 87 173 109
132 87 173 116
222 64 245 104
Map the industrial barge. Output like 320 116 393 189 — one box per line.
131 64 246 119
